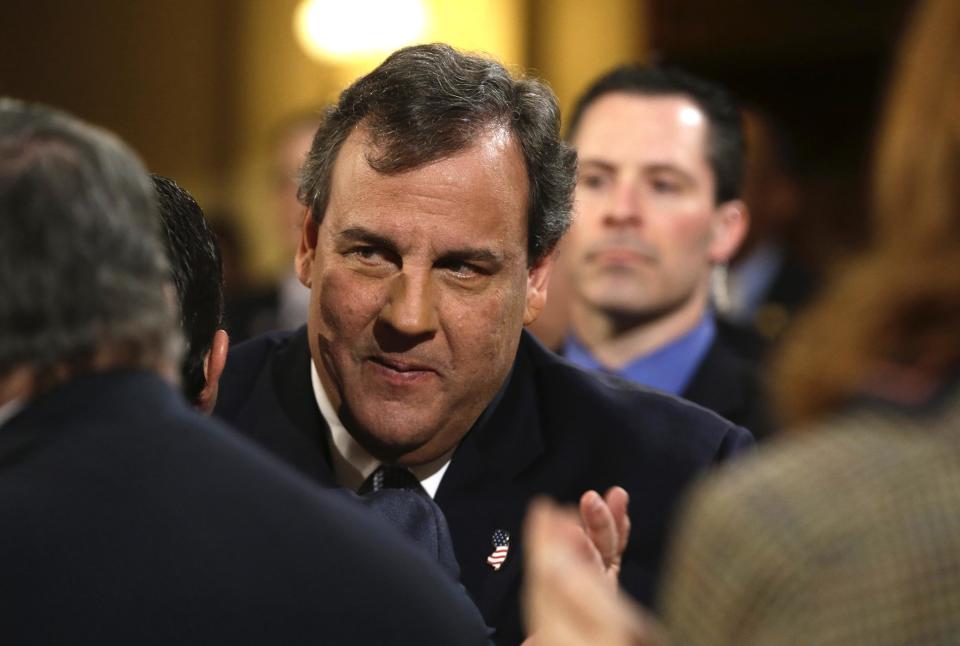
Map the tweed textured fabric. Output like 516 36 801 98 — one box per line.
660 388 960 645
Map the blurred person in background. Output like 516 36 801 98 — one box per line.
523 0 960 642
559 65 773 439
715 106 820 359
224 110 320 342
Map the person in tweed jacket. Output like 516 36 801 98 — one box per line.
523 0 960 643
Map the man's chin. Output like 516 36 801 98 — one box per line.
587 297 676 329
585 292 653 316
342 408 444 463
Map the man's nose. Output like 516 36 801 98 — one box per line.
602 182 643 229
380 269 440 337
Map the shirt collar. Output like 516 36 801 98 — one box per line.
309 360 451 498
0 397 24 430
566 314 716 396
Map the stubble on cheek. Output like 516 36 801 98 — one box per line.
458 284 523 391
317 269 379 348
309 269 383 405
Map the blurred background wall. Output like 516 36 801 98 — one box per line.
1 0 912 286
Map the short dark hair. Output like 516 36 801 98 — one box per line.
151 175 223 403
0 98 180 381
567 65 744 204
298 43 577 264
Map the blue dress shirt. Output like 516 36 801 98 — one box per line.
565 315 717 396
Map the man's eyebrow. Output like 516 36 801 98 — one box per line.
644 163 697 184
437 247 504 265
578 158 617 173
336 227 397 249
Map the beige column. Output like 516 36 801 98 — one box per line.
530 0 650 129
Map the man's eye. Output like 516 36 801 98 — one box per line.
349 246 388 264
651 178 681 194
447 262 479 278
438 260 488 280
578 173 608 190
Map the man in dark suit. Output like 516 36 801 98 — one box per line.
557 65 773 439
154 172 466 577
214 45 754 644
0 98 490 645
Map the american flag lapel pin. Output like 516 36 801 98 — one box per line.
486 529 510 571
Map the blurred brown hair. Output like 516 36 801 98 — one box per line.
774 0 960 426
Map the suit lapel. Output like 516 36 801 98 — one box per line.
435 333 545 633
264 328 338 487
438 350 544 489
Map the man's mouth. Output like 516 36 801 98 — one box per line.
591 248 652 265
366 355 438 383
586 241 658 267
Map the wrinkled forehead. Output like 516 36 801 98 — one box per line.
341 121 527 195
325 125 531 247
356 116 517 167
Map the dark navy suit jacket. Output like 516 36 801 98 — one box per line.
215 328 754 644
0 370 489 645
682 335 775 440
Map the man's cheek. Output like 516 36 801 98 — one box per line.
319 272 382 335
463 302 517 357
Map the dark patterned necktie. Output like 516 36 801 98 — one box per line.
356 465 461 581
358 464 422 494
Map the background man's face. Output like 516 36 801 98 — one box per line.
565 93 721 322
297 126 546 465
274 122 318 253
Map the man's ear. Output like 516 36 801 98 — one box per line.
196 328 229 415
523 251 556 326
295 208 319 288
708 199 749 264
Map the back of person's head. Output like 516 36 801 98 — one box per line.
774 0 960 425
151 175 224 407
0 98 181 388
567 64 744 205
298 42 577 265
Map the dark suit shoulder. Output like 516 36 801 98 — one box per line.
684 335 776 440
213 327 335 483
1 371 490 645
520 332 754 465
217 328 298 410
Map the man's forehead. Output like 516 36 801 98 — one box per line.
575 92 711 170
334 122 527 189
349 120 521 167
578 93 706 142
324 126 530 250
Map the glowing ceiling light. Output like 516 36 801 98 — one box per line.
294 0 428 63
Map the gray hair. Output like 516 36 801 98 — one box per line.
0 98 182 382
298 43 577 265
